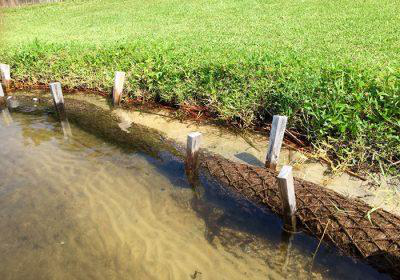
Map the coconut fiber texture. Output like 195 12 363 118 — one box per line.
201 154 400 278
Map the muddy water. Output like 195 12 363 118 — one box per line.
0 102 390 279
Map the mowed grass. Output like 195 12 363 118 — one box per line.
0 0 399 173
2 0 400 65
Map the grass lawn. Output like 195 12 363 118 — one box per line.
0 0 399 173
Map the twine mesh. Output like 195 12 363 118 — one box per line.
202 154 400 277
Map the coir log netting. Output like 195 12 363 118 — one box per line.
201 154 400 278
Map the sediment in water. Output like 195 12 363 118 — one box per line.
9 95 184 159
8 94 400 279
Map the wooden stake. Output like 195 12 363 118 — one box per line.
0 64 11 93
49 82 66 120
186 132 202 175
277 165 297 231
49 83 72 138
187 132 202 167
266 115 287 170
113 71 126 106
186 132 203 197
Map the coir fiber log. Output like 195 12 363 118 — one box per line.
201 154 400 278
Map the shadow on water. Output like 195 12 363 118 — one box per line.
2 95 392 280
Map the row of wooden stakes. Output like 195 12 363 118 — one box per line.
0 64 297 231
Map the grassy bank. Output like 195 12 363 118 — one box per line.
0 0 399 173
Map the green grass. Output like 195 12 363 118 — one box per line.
0 0 399 173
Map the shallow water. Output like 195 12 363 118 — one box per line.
0 102 390 280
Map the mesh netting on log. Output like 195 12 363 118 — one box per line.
201 154 400 278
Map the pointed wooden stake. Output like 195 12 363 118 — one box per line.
266 115 287 170
113 71 126 106
49 82 66 120
0 64 11 93
277 165 297 232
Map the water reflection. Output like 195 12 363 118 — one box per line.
279 230 296 273
1 95 73 143
60 119 72 139
1 107 13 126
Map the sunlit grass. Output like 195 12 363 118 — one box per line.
0 0 399 173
